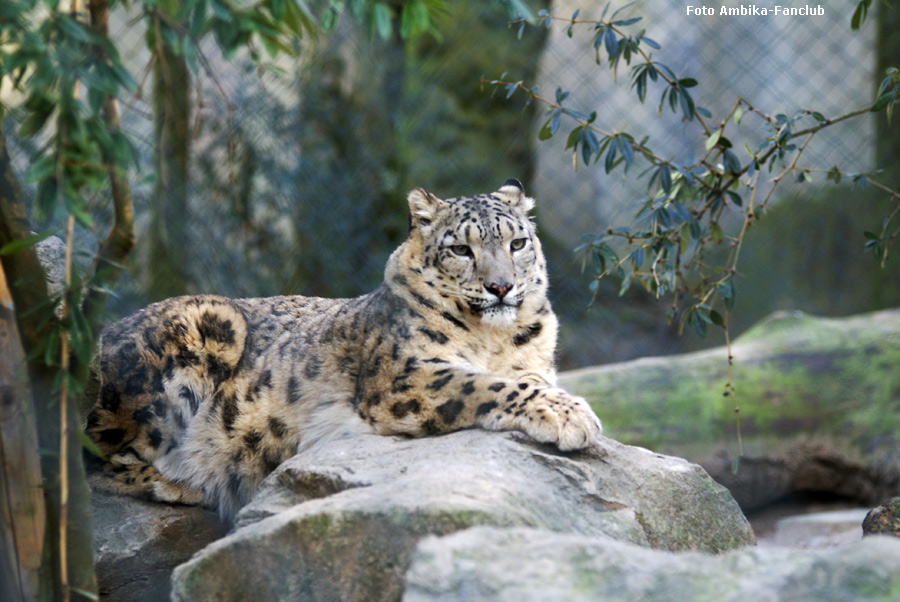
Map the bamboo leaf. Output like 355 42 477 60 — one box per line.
0 229 59 255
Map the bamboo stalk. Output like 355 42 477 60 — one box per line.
58 3 80 599
59 214 75 602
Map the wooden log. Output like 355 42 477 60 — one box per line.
0 260 45 602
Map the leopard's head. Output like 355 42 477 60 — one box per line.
398 179 548 328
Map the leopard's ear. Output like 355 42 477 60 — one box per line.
494 178 535 213
407 187 445 230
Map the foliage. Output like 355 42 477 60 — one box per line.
489 4 900 343
0 1 450 599
486 2 899 458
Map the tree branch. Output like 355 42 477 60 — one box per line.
0 123 53 355
76 0 137 384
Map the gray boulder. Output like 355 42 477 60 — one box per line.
35 235 66 299
171 430 753 602
405 527 900 602
91 491 226 602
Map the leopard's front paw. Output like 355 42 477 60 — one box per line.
151 476 206 506
524 389 602 451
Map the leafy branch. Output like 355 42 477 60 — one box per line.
489 3 900 459
490 5 899 329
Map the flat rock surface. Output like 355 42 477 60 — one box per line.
763 509 869 549
405 526 900 602
91 491 226 602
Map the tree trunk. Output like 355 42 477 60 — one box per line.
148 27 191 299
0 122 98 602
0 124 51 352
0 261 45 602
875 1 900 187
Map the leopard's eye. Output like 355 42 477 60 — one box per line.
510 238 527 252
450 244 471 257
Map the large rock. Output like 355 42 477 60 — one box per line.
560 308 900 510
171 430 753 602
405 527 900 602
91 491 226 602
864 498 900 538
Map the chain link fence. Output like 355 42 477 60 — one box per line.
6 0 895 369
532 0 894 366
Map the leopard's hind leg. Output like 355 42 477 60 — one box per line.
81 312 208 507
82 447 206 506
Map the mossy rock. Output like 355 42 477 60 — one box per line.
561 308 900 454
560 308 900 509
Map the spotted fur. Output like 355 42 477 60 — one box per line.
83 180 603 519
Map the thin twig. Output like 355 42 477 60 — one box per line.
527 13 713 135
59 213 74 602
723 311 742 460
83 0 136 347
759 132 815 209
58 0 80 596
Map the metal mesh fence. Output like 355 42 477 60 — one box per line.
6 0 896 369
534 0 875 238
532 0 894 366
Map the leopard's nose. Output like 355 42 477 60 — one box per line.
485 282 513 300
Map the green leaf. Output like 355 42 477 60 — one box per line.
19 97 57 138
613 17 642 27
604 141 618 173
689 217 701 241
210 0 233 22
692 309 708 338
871 91 895 113
0 229 59 255
618 272 633 297
851 0 871 30
372 3 392 40
609 0 638 21
283 0 318 36
705 128 721 150
718 276 736 310
617 135 634 164
70 587 100 601
538 119 554 141
677 86 695 120
733 105 743 125
659 164 672 193
270 0 285 21
24 155 56 183
57 13 91 41
65 195 95 229
565 126 583 150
